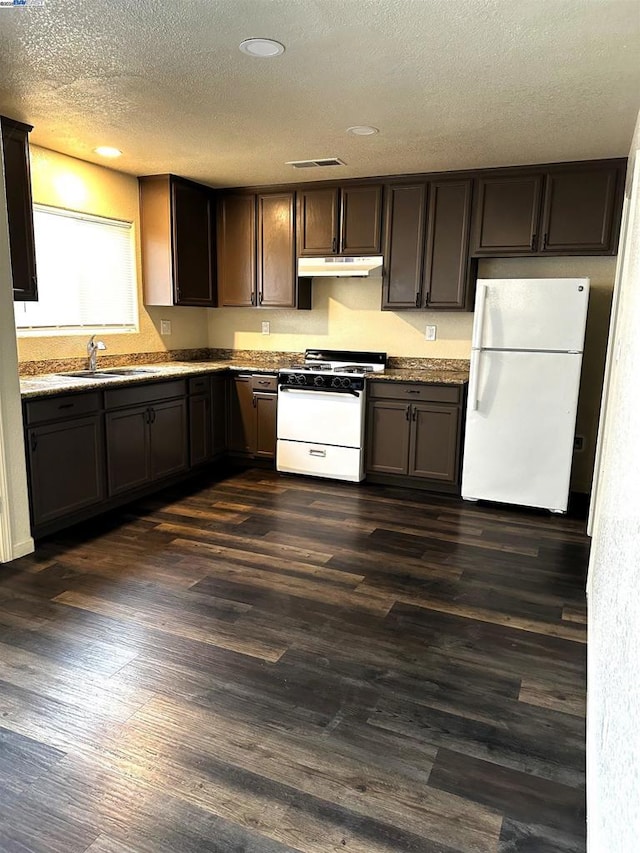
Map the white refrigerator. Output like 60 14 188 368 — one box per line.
461 278 590 513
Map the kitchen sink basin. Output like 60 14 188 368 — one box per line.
57 368 157 379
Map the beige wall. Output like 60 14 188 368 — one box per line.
17 146 209 363
208 255 615 491
207 278 474 358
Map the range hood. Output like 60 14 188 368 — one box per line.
297 256 383 278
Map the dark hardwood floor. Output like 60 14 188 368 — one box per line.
0 469 587 852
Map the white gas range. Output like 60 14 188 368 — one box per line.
276 349 386 482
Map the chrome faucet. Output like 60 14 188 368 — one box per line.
86 335 107 372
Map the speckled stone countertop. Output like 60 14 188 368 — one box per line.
20 353 469 399
19 360 289 399
372 368 469 385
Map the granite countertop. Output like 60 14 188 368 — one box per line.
20 356 469 399
19 359 284 399
372 368 469 385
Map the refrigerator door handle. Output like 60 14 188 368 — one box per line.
472 283 488 349
469 349 481 411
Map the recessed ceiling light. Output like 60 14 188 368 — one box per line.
239 38 285 58
346 126 379 136
94 146 122 158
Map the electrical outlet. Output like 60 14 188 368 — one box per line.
574 435 585 452
261 321 270 335
160 320 172 336
425 325 437 341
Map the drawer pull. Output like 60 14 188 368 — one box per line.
406 389 420 394
257 380 270 386
58 403 74 409
309 448 326 457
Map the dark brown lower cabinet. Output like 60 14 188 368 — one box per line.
26 415 104 527
409 402 461 481
105 382 188 497
189 374 228 465
228 375 256 454
366 382 464 492
228 373 277 460
189 393 211 467
254 392 277 459
211 375 228 457
149 399 188 480
105 406 150 495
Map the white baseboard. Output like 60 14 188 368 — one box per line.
7 536 35 562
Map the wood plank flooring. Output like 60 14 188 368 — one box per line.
0 469 588 852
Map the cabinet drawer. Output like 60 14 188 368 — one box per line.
25 392 101 425
188 376 211 395
368 381 462 404
105 379 186 410
251 374 277 392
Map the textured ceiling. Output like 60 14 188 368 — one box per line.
0 0 639 187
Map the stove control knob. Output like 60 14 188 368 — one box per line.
296 373 306 385
341 377 351 388
331 376 342 388
287 374 296 384
314 375 325 387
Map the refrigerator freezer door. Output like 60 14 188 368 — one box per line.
474 278 589 352
461 350 583 511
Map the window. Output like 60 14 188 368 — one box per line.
14 204 138 333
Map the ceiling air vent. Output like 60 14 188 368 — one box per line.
286 158 346 169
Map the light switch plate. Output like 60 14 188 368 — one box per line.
160 320 172 336
425 325 437 341
261 321 270 335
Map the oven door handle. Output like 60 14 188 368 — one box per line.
278 386 361 398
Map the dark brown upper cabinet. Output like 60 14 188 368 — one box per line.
540 165 620 253
257 192 296 307
217 193 256 306
382 179 474 311
340 185 383 254
382 183 427 309
2 116 38 302
139 174 216 307
297 184 382 256
471 161 624 257
297 188 339 255
472 174 543 255
424 179 474 309
218 192 310 309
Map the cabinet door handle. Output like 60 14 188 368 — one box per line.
405 404 411 421
252 396 257 408
332 236 337 253
543 232 548 250
531 233 537 251
250 292 255 306
30 432 38 452
259 291 263 304
412 407 417 421
415 292 421 308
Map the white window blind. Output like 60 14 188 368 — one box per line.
14 204 138 332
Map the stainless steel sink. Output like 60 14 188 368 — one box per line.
57 368 157 379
